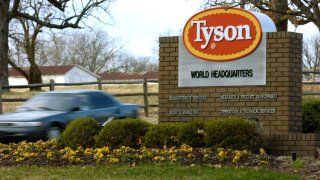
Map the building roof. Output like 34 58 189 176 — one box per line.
99 72 158 81
9 65 100 78
144 72 158 80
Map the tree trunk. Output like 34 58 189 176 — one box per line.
270 0 288 31
28 62 42 91
28 28 43 91
0 1 10 87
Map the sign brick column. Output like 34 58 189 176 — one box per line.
266 32 302 133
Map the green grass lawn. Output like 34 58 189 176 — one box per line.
0 163 298 180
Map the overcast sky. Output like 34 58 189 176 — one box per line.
103 0 318 58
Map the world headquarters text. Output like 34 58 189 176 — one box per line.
191 69 253 79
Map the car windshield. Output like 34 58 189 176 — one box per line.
17 93 77 112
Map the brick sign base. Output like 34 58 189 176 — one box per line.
159 32 320 156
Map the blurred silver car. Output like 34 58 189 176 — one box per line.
0 90 139 141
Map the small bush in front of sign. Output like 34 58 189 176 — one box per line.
95 119 151 149
204 117 262 152
179 120 206 147
58 117 101 149
302 99 320 133
144 123 181 148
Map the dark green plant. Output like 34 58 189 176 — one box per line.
95 119 150 148
179 120 206 147
58 117 101 149
204 117 263 152
144 123 181 148
291 159 304 169
302 99 320 133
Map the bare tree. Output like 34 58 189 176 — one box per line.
202 0 320 32
41 32 71 66
8 2 49 86
41 30 120 73
303 35 320 71
105 51 134 72
0 0 114 86
108 52 158 73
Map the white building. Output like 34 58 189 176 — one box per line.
9 65 100 85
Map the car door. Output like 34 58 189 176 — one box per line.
86 92 119 126
66 94 95 122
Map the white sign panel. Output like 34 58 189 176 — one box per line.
178 33 266 87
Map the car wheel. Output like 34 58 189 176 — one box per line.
47 126 62 140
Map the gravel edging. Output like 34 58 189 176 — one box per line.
269 156 320 179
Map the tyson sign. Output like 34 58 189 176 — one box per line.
183 7 262 61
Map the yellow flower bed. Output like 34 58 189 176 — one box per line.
0 140 270 167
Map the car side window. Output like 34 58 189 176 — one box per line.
88 92 115 109
76 95 93 111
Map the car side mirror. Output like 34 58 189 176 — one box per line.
70 107 80 112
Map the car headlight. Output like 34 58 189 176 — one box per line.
12 122 43 127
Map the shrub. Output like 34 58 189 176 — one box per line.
204 117 263 151
95 119 150 148
58 117 101 149
144 123 181 148
302 98 320 133
179 120 206 147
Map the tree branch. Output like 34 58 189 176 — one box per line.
16 11 79 29
47 0 65 11
8 0 20 19
8 60 29 80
